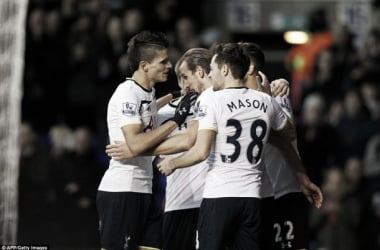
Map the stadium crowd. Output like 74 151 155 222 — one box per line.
19 0 380 249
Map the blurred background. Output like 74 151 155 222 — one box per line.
4 0 380 249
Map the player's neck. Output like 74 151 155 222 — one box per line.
202 78 213 90
245 74 259 90
224 79 245 89
132 71 154 90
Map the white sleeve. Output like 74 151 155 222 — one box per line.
116 86 142 127
157 99 178 125
270 97 289 131
197 94 218 131
273 95 293 119
194 88 212 121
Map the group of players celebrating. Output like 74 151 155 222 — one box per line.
98 30 323 250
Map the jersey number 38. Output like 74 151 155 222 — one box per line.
221 118 267 164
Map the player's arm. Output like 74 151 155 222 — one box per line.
157 128 215 176
106 119 198 160
150 119 198 155
270 96 297 141
269 99 323 208
157 91 216 176
268 131 323 208
156 91 181 110
255 71 289 97
106 92 197 159
272 114 296 142
278 120 296 141
121 121 177 157
120 91 197 157
271 78 290 97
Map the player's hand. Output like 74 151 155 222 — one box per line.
297 173 323 208
106 141 134 160
256 71 272 96
271 78 290 97
156 156 176 176
172 90 198 126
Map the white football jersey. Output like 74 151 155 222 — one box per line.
260 161 274 198
158 97 208 212
264 95 301 199
98 78 158 193
193 87 214 121
197 87 288 198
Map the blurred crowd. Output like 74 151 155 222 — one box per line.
23 0 207 135
19 0 380 249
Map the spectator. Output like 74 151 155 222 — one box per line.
310 167 361 250
18 123 53 243
297 93 338 185
48 124 77 247
301 48 340 106
336 88 379 162
358 77 380 121
344 157 364 194
363 133 380 187
70 126 105 248
122 8 145 41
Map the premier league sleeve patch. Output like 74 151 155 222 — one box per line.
122 102 137 116
196 105 207 118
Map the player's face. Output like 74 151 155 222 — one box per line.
179 61 203 94
148 49 172 83
208 55 224 91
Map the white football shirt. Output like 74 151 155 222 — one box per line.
197 87 288 198
263 95 301 198
98 78 158 193
158 97 208 212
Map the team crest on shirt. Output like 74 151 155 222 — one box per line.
195 101 207 118
122 102 137 116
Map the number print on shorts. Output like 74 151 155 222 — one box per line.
284 221 295 240
273 220 294 242
221 119 267 164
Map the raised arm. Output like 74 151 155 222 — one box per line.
122 121 178 157
268 130 323 208
271 78 290 97
106 121 197 160
157 129 215 176
106 92 198 159
156 91 181 110
151 119 198 155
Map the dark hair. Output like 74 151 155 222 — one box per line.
238 42 265 72
208 42 224 56
126 30 169 72
181 48 212 74
214 43 250 80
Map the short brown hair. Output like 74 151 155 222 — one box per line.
126 30 169 73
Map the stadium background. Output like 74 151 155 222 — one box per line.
2 0 380 249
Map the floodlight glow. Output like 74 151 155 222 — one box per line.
283 31 310 44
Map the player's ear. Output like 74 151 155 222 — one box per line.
247 64 255 75
196 66 204 78
222 64 228 76
140 61 149 72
